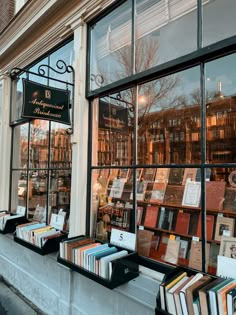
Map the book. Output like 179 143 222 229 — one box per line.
154 168 170 183
179 273 204 315
182 181 201 207
173 276 195 315
157 234 169 260
158 207 174 231
185 275 212 315
136 206 143 225
223 187 236 211
175 211 190 235
65 237 94 262
163 185 185 206
208 278 233 315
166 275 189 315
108 178 126 199
206 181 226 211
219 236 236 258
137 229 154 257
214 216 235 241
92 246 118 275
227 287 236 315
182 168 198 185
196 214 215 241
168 168 185 185
178 239 189 259
159 270 187 311
188 240 210 271
164 239 180 264
198 277 226 315
208 243 220 269
99 249 128 279
143 205 159 228
217 280 236 315
188 213 199 236
149 182 167 204
141 168 156 182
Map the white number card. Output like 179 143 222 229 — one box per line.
16 206 26 216
110 228 136 251
50 213 65 230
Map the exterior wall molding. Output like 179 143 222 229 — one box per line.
0 0 115 72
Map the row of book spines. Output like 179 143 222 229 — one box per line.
15 222 62 247
159 269 236 315
59 238 129 279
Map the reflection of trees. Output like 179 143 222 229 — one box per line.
109 36 178 133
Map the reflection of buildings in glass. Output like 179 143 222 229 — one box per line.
97 95 236 169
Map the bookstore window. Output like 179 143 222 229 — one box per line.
203 0 236 47
137 66 201 165
89 0 198 92
88 0 236 278
10 40 74 231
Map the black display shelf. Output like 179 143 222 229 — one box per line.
155 265 218 315
57 237 139 289
0 213 28 234
14 232 68 255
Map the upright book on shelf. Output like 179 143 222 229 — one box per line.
168 168 185 185
143 205 159 228
206 181 226 211
175 211 190 235
214 216 235 241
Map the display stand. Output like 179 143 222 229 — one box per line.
0 213 28 234
14 232 68 255
155 265 217 315
57 236 139 289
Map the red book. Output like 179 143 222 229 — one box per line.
175 211 190 235
144 205 159 228
196 214 214 240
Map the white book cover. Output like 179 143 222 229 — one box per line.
99 250 128 280
179 273 204 315
166 275 189 315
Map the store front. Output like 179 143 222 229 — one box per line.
0 0 236 314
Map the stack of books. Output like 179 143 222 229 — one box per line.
157 268 236 315
15 222 62 248
59 236 129 280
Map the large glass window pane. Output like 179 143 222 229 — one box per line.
89 0 132 91
11 170 27 212
138 66 201 164
135 167 202 269
92 168 133 242
206 53 236 164
28 170 48 222
12 123 29 169
92 89 134 166
203 0 236 47
50 122 72 169
29 120 49 169
49 170 71 232
49 41 74 85
135 0 197 72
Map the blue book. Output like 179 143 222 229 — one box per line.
83 243 108 270
90 246 118 274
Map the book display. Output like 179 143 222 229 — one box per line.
0 206 27 234
13 210 68 255
57 231 139 289
155 266 225 315
92 165 236 275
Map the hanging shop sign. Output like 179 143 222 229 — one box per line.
99 100 129 133
22 79 71 125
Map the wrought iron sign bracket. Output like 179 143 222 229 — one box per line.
10 60 75 134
